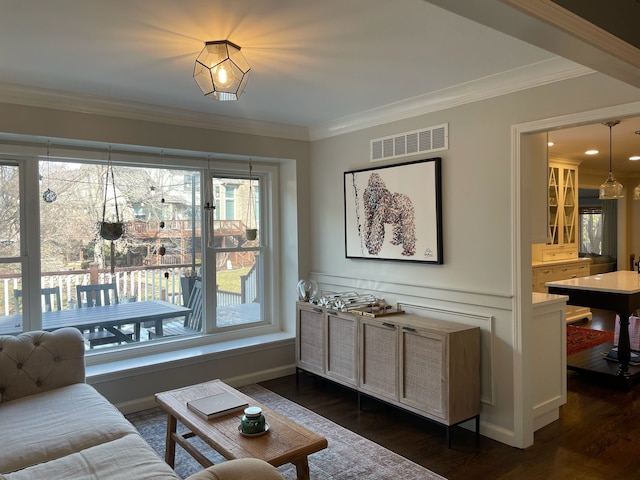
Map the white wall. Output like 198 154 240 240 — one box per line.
307 72 640 447
2 71 640 448
0 103 309 410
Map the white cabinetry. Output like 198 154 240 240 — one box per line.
532 292 567 431
296 303 481 444
547 159 579 249
532 158 591 323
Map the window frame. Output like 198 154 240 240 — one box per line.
205 160 278 333
579 205 603 255
0 144 282 366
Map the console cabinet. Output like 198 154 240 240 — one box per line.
296 302 481 433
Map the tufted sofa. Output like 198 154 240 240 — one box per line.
0 328 283 480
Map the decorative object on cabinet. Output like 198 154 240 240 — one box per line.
295 302 480 447
344 157 443 264
599 120 623 200
297 279 319 302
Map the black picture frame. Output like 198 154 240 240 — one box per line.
343 157 443 264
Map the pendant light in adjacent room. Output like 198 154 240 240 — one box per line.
599 120 623 200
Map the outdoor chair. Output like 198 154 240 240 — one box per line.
147 280 203 339
76 282 119 307
13 287 62 314
76 282 133 348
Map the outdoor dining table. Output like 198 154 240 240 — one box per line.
0 300 191 341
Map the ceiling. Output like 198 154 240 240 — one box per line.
1 1 639 169
547 119 640 176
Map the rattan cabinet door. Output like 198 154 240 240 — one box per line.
399 326 447 421
359 318 398 402
325 310 358 386
296 304 325 374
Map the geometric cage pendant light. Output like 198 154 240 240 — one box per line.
599 120 624 200
193 40 251 101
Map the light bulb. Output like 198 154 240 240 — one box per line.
217 66 228 85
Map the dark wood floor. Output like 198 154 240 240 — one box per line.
260 310 640 480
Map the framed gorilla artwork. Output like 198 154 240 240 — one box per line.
343 157 443 264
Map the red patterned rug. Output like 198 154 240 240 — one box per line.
567 325 614 356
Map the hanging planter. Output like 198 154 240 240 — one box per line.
100 221 124 241
245 160 258 241
99 147 124 273
246 228 258 241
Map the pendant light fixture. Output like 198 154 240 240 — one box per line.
193 40 251 101
599 120 623 200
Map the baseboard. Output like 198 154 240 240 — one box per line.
114 364 296 414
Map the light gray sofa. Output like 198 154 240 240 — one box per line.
0 328 283 480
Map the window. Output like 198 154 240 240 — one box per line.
579 206 602 254
224 185 236 220
212 170 266 328
0 162 23 322
0 148 279 355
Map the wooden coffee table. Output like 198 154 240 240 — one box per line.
155 379 328 480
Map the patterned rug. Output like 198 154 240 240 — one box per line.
126 384 446 480
567 325 614 356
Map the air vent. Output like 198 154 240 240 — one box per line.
370 123 448 162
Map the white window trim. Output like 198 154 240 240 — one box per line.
0 142 284 368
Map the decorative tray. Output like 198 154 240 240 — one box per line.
349 307 405 317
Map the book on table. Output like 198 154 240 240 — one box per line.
187 392 249 420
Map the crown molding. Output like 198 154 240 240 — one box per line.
308 57 594 140
0 82 310 142
0 56 592 144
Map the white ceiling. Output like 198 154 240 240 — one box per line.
1 0 639 170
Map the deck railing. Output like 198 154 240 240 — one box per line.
1 264 197 316
1 262 257 316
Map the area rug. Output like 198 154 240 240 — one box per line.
567 325 614 356
126 384 446 480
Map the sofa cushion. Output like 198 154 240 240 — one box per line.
0 383 138 474
0 328 85 403
2 433 179 480
185 459 284 480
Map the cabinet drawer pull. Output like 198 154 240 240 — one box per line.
402 326 417 332
327 310 337 315
312 308 323 313
382 322 396 329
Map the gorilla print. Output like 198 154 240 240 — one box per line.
344 158 442 264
